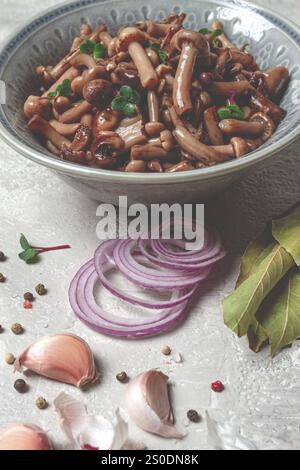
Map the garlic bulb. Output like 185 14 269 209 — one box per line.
15 334 98 389
54 393 128 450
0 424 51 450
125 370 184 439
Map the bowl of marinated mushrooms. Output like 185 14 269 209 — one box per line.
0 0 300 204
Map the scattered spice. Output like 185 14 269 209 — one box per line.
11 323 24 335
19 233 71 264
0 273 6 283
172 352 183 363
23 299 33 309
116 371 129 383
14 379 28 393
36 396 48 410
35 283 47 296
24 292 34 302
211 381 225 393
0 325 3 333
187 409 201 423
0 251 5 262
5 353 15 365
161 345 172 356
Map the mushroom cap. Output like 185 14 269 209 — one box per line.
117 27 146 52
263 66 290 100
71 124 92 151
249 112 275 142
230 137 249 158
83 79 113 107
171 29 209 53
24 96 49 119
91 131 125 167
145 121 165 137
93 108 120 134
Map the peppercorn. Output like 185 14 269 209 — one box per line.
35 283 47 296
161 345 172 356
116 371 129 383
0 251 5 262
23 300 33 309
187 409 201 423
211 381 225 393
24 292 34 302
0 273 6 283
14 379 28 393
35 397 48 410
11 323 24 335
5 353 15 365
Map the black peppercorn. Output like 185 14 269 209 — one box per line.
187 409 201 423
14 379 28 393
116 371 129 383
24 292 34 302
0 252 5 262
0 273 6 283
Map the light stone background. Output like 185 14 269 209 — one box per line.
0 0 300 451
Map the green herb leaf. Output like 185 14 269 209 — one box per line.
247 318 269 353
80 38 96 55
47 92 56 98
111 96 127 112
56 79 72 98
259 268 300 356
272 205 300 266
222 244 295 337
217 104 244 121
20 233 31 251
120 85 133 101
150 43 168 64
199 28 210 35
122 103 137 117
212 29 222 38
93 43 107 60
18 248 39 263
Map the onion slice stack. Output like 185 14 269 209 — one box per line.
69 230 225 339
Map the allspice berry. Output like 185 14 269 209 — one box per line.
0 273 6 283
11 323 24 335
187 409 201 423
35 397 48 410
35 283 46 296
161 345 172 356
116 371 129 383
24 292 34 302
0 252 5 262
14 379 28 393
5 353 15 365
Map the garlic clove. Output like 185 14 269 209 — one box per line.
125 370 184 439
0 424 51 450
54 392 128 450
15 334 98 389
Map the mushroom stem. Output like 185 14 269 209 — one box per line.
250 90 286 124
173 41 199 115
212 20 235 49
128 42 159 89
46 140 60 156
49 120 81 137
42 67 80 97
209 81 253 96
59 101 93 124
204 107 224 145
131 143 175 161
173 125 228 164
218 119 266 137
70 54 97 69
28 115 70 149
147 90 160 122
125 160 147 172
116 119 147 150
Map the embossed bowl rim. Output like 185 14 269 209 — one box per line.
0 0 300 184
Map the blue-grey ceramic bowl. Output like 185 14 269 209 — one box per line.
0 0 300 204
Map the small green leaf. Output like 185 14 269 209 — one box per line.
212 29 222 38
217 107 230 120
150 43 160 52
80 43 90 55
80 38 96 55
123 103 137 117
120 85 133 100
47 92 56 98
150 43 168 64
111 96 127 112
247 318 269 353
128 89 140 105
18 248 39 263
217 104 244 121
20 234 31 251
199 28 210 35
93 43 107 60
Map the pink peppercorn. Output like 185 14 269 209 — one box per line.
23 299 32 309
211 381 225 393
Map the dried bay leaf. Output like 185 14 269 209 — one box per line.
223 244 295 337
236 226 274 288
247 319 269 353
272 205 300 266
259 268 300 357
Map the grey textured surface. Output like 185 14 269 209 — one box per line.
0 0 300 451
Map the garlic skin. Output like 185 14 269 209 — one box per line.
0 424 51 450
15 334 98 389
54 393 128 450
125 370 184 439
